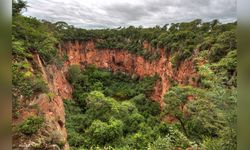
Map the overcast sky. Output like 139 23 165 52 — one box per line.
23 0 237 29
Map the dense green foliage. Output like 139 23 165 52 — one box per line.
163 59 237 149
12 15 58 64
65 64 236 149
68 65 158 101
65 66 172 149
17 116 44 135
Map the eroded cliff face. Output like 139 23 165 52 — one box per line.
13 40 198 149
61 41 198 107
32 54 72 149
13 54 72 150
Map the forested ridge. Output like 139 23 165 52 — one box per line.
12 0 237 149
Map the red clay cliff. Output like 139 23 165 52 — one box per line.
60 41 198 107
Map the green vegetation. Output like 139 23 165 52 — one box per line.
12 0 27 16
13 2 236 64
67 65 158 101
55 19 236 64
65 66 166 149
12 15 58 64
12 0 56 117
12 0 237 149
65 62 236 149
12 61 48 117
163 61 237 149
17 116 44 135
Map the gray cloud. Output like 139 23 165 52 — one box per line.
23 0 236 29
104 3 150 21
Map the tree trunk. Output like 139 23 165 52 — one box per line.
177 117 188 137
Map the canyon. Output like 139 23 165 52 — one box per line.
14 41 199 150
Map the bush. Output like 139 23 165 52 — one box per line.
67 65 81 83
12 62 48 101
33 77 49 93
12 63 34 99
17 116 44 135
13 15 58 64
87 119 124 146
131 94 161 117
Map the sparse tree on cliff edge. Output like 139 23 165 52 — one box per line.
13 0 27 15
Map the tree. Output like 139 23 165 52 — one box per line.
163 86 225 139
162 86 193 136
13 0 27 15
86 118 123 146
186 93 225 139
54 21 69 30
85 91 123 122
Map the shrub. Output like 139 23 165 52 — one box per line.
54 56 64 69
12 63 34 98
33 77 49 93
17 116 44 135
67 65 81 83
12 62 48 102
